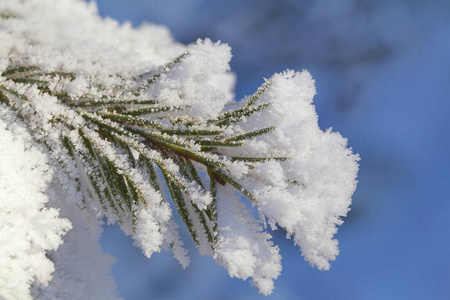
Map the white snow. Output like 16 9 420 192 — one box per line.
0 105 71 300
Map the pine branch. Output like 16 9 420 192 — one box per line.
0 2 360 297
2 56 271 227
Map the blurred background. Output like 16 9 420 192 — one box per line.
93 1 450 299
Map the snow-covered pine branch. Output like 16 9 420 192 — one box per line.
0 0 359 298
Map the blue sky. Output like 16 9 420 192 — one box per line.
95 1 450 299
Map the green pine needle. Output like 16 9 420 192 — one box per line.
1 52 286 260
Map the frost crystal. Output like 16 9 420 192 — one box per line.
0 0 359 297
